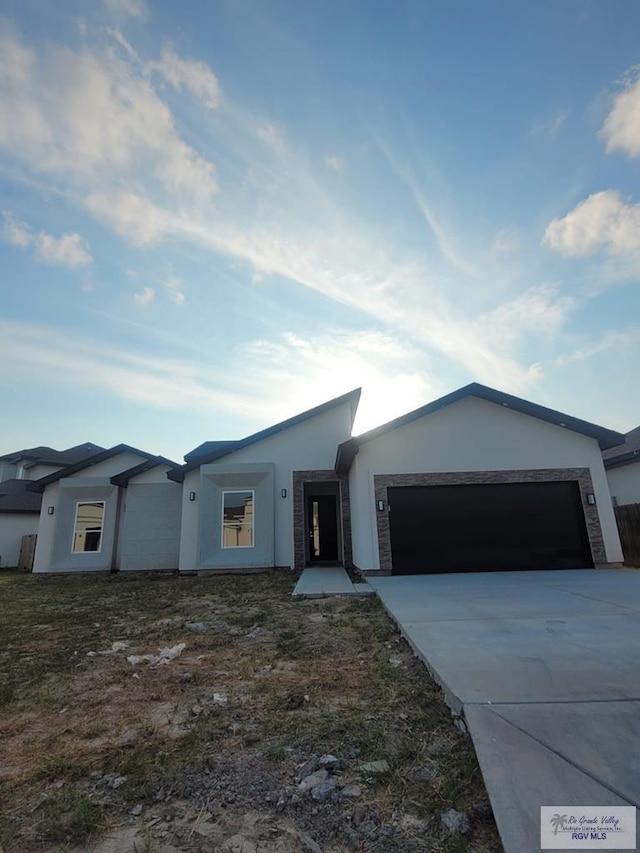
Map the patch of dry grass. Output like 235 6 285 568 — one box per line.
0 569 502 852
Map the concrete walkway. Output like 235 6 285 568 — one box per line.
292 566 373 597
369 570 640 852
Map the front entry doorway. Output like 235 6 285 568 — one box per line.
308 494 339 561
304 481 342 564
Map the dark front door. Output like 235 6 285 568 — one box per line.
308 494 339 562
388 481 593 574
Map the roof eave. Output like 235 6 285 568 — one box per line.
604 451 640 470
347 383 625 453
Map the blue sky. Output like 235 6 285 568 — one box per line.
1 0 639 462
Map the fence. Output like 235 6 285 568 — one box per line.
614 504 640 568
18 534 37 572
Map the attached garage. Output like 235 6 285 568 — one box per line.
388 481 593 574
337 383 625 574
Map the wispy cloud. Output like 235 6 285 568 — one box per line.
490 225 522 254
133 286 155 306
151 48 219 111
0 26 217 205
543 190 640 258
600 66 640 158
1 212 92 267
0 21 575 395
0 320 435 432
555 325 640 365
164 273 185 305
324 154 344 172
373 136 479 278
103 0 148 21
531 110 568 138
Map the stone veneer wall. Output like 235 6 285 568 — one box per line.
373 468 607 575
293 470 353 571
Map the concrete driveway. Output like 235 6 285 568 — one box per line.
368 570 640 852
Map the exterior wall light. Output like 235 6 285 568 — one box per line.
376 500 385 511
281 488 287 498
47 506 55 515
587 493 596 506
189 492 196 502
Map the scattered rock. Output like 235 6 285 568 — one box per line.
150 702 190 738
341 785 362 799
360 759 389 775
127 643 187 666
131 803 143 816
318 754 342 771
225 833 257 853
298 831 323 853
184 621 207 633
440 808 470 834
427 734 453 757
298 769 328 792
243 732 261 745
310 779 337 801
297 757 320 780
413 760 438 781
399 814 429 832
211 692 228 705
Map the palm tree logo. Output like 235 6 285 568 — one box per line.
550 814 568 835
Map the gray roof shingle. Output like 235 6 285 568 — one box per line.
0 480 42 513
603 425 640 469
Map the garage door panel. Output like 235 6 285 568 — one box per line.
388 482 592 574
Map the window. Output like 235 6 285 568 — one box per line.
222 490 254 548
72 501 105 553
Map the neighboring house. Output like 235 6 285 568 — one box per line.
603 425 640 506
0 443 103 567
0 443 104 483
29 446 180 573
30 383 625 575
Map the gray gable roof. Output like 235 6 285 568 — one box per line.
335 382 625 473
183 441 238 463
0 443 104 466
110 456 179 487
0 480 42 513
27 444 157 493
169 388 362 483
602 424 640 469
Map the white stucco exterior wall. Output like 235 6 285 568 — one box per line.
26 464 62 480
32 452 150 573
0 461 17 482
179 400 355 570
349 396 622 570
118 466 181 570
33 482 60 573
0 513 39 567
607 461 640 506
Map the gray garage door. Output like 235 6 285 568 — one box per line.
388 481 593 574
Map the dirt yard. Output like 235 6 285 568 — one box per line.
0 569 502 853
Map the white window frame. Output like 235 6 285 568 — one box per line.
221 489 255 549
71 500 105 554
